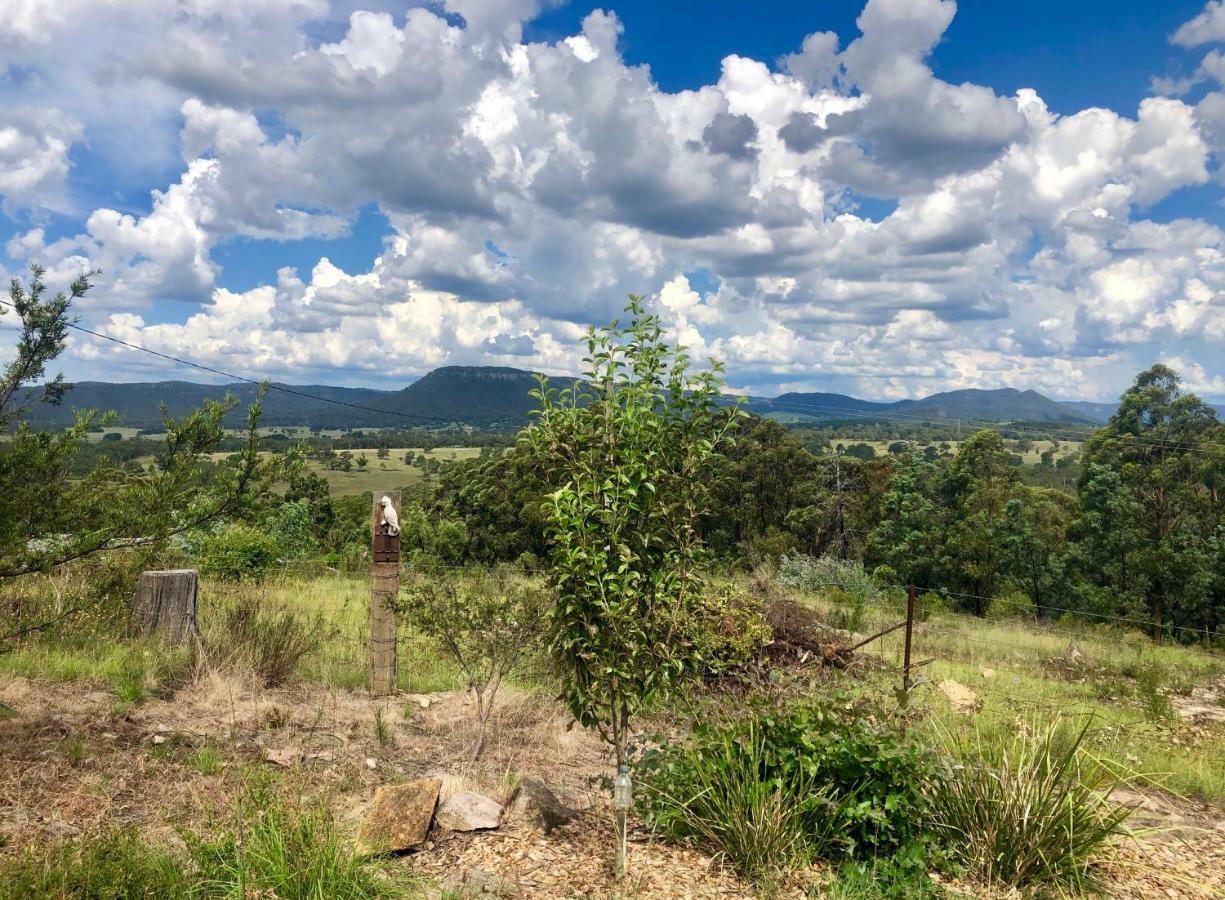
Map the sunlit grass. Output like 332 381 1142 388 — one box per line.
790 588 1225 803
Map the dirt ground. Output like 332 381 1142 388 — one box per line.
1 672 1223 899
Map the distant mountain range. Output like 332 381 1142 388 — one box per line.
19 366 1222 431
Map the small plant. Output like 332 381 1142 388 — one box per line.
929 716 1131 891
1134 660 1173 721
397 568 548 760
60 738 88 767
638 711 822 891
185 745 224 776
0 700 16 720
373 704 393 748
640 695 943 876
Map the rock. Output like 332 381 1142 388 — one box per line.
151 734 167 745
263 746 301 767
937 680 979 711
47 820 80 839
463 868 519 897
365 757 378 770
436 791 503 832
1108 788 1163 814
356 778 440 853
504 778 575 834
1062 642 1091 667
980 668 996 679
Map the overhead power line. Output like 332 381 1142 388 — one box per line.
0 297 459 426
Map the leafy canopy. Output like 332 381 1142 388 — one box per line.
520 295 742 763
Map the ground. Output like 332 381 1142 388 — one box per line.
1 572 1223 898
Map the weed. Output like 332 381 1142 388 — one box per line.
60 738 88 767
826 851 940 900
373 704 393 748
929 716 1130 891
185 745 224 776
1134 661 1173 721
0 700 15 720
202 597 322 686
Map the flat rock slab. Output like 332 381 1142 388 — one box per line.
504 778 575 834
437 791 503 831
357 777 440 854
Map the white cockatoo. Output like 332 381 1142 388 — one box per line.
379 495 400 537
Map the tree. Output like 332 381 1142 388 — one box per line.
939 431 1024 614
867 450 942 590
521 296 742 768
1076 365 1224 640
1 266 268 641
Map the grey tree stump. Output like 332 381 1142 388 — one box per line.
129 569 200 645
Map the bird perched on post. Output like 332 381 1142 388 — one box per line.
379 495 400 537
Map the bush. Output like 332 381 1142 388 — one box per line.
0 825 188 897
397 568 549 759
929 717 1130 891
202 597 323 686
689 585 771 676
777 556 900 632
640 695 943 876
196 523 282 581
638 712 823 890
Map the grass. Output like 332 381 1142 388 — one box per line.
0 826 190 897
207 572 465 693
190 778 409 899
929 717 1132 891
641 717 819 892
185 745 225 776
789 588 1225 803
0 781 417 899
0 640 191 703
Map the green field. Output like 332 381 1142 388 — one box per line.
303 447 483 495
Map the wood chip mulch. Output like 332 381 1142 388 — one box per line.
408 813 761 899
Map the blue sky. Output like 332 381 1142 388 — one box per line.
2 0 1225 401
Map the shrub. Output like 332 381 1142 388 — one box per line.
0 826 188 897
202 597 323 686
640 695 943 871
397 568 549 759
638 712 823 890
929 717 1131 891
196 523 282 581
777 556 900 632
689 585 771 676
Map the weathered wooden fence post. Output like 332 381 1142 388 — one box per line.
370 490 401 696
129 569 200 645
902 584 916 694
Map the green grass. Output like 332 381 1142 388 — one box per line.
206 573 464 693
0 784 419 899
184 745 225 776
0 640 192 703
789 589 1225 803
929 718 1131 892
0 826 190 897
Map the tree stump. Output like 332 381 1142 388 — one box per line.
129 569 200 645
